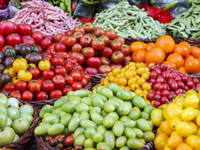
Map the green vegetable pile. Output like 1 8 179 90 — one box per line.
93 0 166 39
167 0 200 40
35 83 155 150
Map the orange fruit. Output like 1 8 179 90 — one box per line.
174 42 191 58
185 58 200 74
132 49 146 63
145 47 165 64
146 43 156 51
178 67 187 74
130 41 146 54
185 55 194 64
156 35 175 54
191 46 200 58
167 53 184 68
163 61 177 70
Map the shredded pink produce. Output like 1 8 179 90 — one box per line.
10 0 82 36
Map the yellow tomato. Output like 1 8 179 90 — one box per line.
167 134 183 149
151 109 164 127
186 135 200 150
38 60 51 71
128 62 136 66
130 83 139 91
176 143 193 150
128 77 137 86
160 120 173 136
168 116 181 130
135 88 143 96
154 133 169 150
197 128 200 136
142 83 151 91
136 67 145 75
173 95 184 108
112 68 121 76
188 122 198 135
142 90 148 97
145 99 151 105
149 63 155 67
157 127 162 134
3 67 16 78
28 63 36 68
117 77 127 86
124 86 131 91
144 67 150 72
137 77 145 86
121 68 126 72
18 70 32 82
181 107 196 121
134 75 140 80
164 145 173 150
141 72 150 80
139 93 146 100
163 103 183 120
183 94 199 109
128 65 136 71
176 121 193 137
185 89 198 97
124 70 133 79
13 59 28 72
160 104 167 110
12 76 20 85
136 61 146 68
114 78 119 83
108 74 115 82
196 112 200 127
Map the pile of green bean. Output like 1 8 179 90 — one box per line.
93 0 166 40
167 1 200 40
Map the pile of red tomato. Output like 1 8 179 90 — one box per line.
147 63 200 108
53 23 132 75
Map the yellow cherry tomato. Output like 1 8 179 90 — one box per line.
18 70 32 82
181 107 196 121
141 72 150 80
135 75 140 80
164 145 173 150
136 61 146 68
183 94 199 109
149 63 155 67
154 133 169 150
124 70 134 79
137 77 145 86
38 60 51 71
142 82 151 91
12 76 20 85
142 90 148 96
3 67 16 78
28 63 36 68
167 134 183 149
108 74 115 83
128 65 136 71
144 67 149 72
114 78 119 83
116 74 121 78
118 77 127 86
186 135 200 150
128 77 137 86
188 121 198 135
135 88 143 96
168 116 181 130
112 68 121 76
13 59 28 72
128 62 136 66
160 120 173 136
176 121 193 137
139 93 146 100
163 103 183 120
144 99 151 105
130 83 139 91
176 143 193 150
151 109 164 127
136 67 145 75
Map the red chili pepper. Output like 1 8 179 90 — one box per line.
72 2 76 13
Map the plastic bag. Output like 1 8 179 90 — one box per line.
0 2 9 20
9 2 21 19
129 0 148 6
149 0 191 18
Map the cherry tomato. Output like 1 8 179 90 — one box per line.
111 51 124 64
186 80 195 88
28 80 41 93
91 38 105 51
160 63 168 71
54 66 67 76
44 135 52 142
81 73 91 82
22 90 34 101
150 71 158 79
147 92 155 101
64 36 77 47
110 64 123 70
42 80 55 92
161 96 168 104
101 57 110 65
16 81 27 93
193 78 199 84
54 42 67 52
65 61 73 73
41 38 52 49
42 70 54 80
73 63 83 72
9 90 21 99
80 35 92 47
65 135 74 146
0 21 15 35
71 82 82 91
62 85 73 96
122 56 132 66
50 90 62 99
29 67 41 79
74 145 82 150
59 35 67 43
87 57 101 68
170 81 178 90
44 35 54 42
153 101 161 108
65 31 73 36
52 75 65 89
71 43 82 52
17 24 32 36
36 91 48 100
101 47 113 57
54 33 62 42
153 83 161 91
157 76 165 84
65 75 74 85
93 28 105 37
51 55 65 66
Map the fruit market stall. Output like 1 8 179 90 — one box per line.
0 0 200 149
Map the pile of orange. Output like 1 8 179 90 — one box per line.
130 35 200 74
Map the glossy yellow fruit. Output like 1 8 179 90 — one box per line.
112 68 121 76
164 145 173 150
197 128 200 136
183 94 199 109
185 89 198 97
141 72 150 80
137 77 145 86
168 116 181 130
186 135 200 150
163 103 183 120
135 88 143 95
142 83 151 91
188 122 198 135
173 95 185 108
181 107 196 121
160 120 173 136
3 67 16 78
136 67 145 75
128 77 137 86
151 109 164 127
130 83 139 91
18 70 32 82
124 70 134 79
175 143 193 150
118 77 127 86
176 121 193 137
157 128 162 134
13 59 28 72
167 134 183 149
28 63 36 68
136 61 146 68
196 112 200 127
12 76 20 85
154 133 169 150
38 60 51 71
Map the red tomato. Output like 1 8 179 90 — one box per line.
106 29 116 40
36 91 48 100
54 66 67 76
82 47 95 58
65 75 74 85
84 67 98 75
147 92 155 101
170 81 179 90
111 40 122 51
54 42 67 52
99 35 110 46
115 36 125 45
52 75 65 89
17 24 32 36
21 36 35 46
37 45 43 53
50 90 62 99
62 86 73 96
29 67 41 79
0 21 15 35
0 35 5 48
93 28 105 37
4 83 15 92
22 91 34 101
71 82 82 91
6 33 21 46
37 78 43 85
55 33 63 42
98 65 112 74
65 31 73 36
111 51 125 64
9 90 21 99
87 57 101 68
42 70 54 80
153 101 161 108
81 73 91 82
64 36 77 47
67 56 77 65
70 71 82 82
81 78 88 87
41 39 52 49
65 135 74 146
44 35 54 42
61 52 70 60
65 61 73 73
42 80 55 92
91 38 105 51
70 52 85 65
121 45 130 56
122 56 132 66
80 35 92 47
160 63 168 71
73 63 83 72
101 47 113 57
110 64 123 69
83 23 94 33
31 32 44 44
0 46 13 52
74 145 83 150
73 31 83 41
51 55 65 66
28 80 41 93
16 81 27 93
86 33 96 41
59 35 67 43
71 43 82 52
101 57 110 65
73 25 85 34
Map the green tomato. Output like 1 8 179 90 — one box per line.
13 134 20 142
20 113 33 124
0 127 15 146
7 107 20 121
39 104 53 118
117 102 132 116
0 93 8 108
53 97 68 108
34 123 51 136
0 110 7 128
6 117 12 127
19 105 34 115
47 123 65 137
8 97 19 108
132 96 147 109
12 118 30 135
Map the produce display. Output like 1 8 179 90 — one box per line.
35 84 155 149
0 0 8 9
54 23 132 75
0 93 34 146
93 1 166 39
97 62 152 104
10 0 82 36
130 35 200 74
167 0 200 40
154 90 200 150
